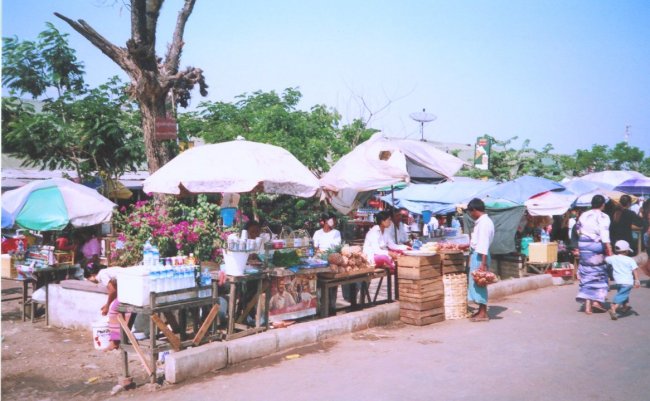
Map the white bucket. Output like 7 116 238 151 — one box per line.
92 316 111 351
223 251 248 276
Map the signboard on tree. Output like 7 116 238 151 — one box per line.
155 117 178 141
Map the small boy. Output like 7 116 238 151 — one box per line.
605 240 641 320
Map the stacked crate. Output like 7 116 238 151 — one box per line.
440 250 466 274
440 250 469 320
397 254 444 326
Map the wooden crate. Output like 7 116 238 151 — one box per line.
1 255 17 279
54 251 74 266
399 299 444 311
440 251 466 274
397 254 441 268
398 266 440 280
399 307 445 326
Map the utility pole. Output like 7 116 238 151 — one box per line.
624 125 631 143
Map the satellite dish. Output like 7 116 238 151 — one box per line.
409 108 437 141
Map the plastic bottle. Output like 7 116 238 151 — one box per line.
150 259 159 294
151 246 159 266
308 240 314 258
541 231 549 244
143 239 153 265
200 267 212 297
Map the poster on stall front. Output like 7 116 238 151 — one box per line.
269 274 318 322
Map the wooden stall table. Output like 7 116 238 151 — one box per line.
317 268 388 318
526 262 554 275
117 283 220 383
15 264 78 325
223 272 271 340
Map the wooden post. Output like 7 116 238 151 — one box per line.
117 314 153 377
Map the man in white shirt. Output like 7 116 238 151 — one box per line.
466 198 495 322
385 208 410 249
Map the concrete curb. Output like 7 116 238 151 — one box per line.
489 274 554 300
165 303 399 383
165 274 553 383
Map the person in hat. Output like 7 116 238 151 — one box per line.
605 240 641 320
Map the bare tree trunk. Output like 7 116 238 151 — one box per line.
55 0 207 177
139 95 170 174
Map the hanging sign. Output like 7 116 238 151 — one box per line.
155 117 178 141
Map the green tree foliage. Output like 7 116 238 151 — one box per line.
2 25 145 187
186 88 375 174
2 22 84 98
459 136 564 181
3 77 145 182
570 143 648 176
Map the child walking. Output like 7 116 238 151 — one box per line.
605 240 641 320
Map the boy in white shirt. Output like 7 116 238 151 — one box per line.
605 240 641 320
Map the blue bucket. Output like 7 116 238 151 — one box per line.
220 207 237 227
422 210 432 224
521 236 533 256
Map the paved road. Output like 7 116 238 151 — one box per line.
115 278 650 401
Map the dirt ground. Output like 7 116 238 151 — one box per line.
1 279 154 400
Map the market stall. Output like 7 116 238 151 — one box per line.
2 178 116 324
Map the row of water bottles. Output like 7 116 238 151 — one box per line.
143 239 212 301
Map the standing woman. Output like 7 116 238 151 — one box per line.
363 211 399 270
466 198 495 322
576 195 612 314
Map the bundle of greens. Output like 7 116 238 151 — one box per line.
271 250 302 267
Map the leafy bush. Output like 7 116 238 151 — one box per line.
112 195 236 266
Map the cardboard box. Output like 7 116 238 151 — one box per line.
528 242 558 263
1 254 16 278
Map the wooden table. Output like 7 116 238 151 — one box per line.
117 282 220 383
14 264 77 325
317 268 389 318
223 272 271 340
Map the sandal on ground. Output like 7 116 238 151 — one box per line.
608 310 618 320
618 305 631 314
469 316 489 322
592 303 606 313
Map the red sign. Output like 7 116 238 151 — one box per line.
155 117 178 141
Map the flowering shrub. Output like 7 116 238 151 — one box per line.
112 195 235 266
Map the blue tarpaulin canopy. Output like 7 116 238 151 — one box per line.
473 175 565 205
381 178 498 214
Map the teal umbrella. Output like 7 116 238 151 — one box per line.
2 178 116 231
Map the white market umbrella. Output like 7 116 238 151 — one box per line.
320 133 467 213
579 170 645 190
524 191 578 216
2 178 116 231
143 138 319 198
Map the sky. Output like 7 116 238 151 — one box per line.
2 0 650 155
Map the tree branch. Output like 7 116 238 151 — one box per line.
54 12 136 74
164 0 196 75
127 0 163 72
